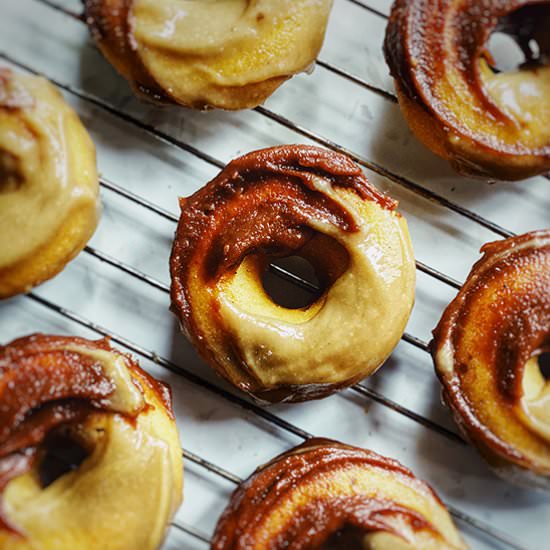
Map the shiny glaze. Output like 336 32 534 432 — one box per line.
384 0 550 180
0 334 183 549
432 231 550 489
212 438 467 549
84 0 333 110
0 69 99 298
170 145 416 403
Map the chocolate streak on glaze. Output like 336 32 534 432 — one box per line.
384 0 550 154
432 230 550 467
212 438 446 549
0 334 172 535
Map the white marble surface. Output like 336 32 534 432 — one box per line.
1 1 549 549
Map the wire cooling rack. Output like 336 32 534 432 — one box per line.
1 1 549 549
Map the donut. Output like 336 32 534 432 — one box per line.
0 334 183 548
432 230 550 489
84 0 333 110
0 69 100 299
212 438 468 549
170 145 416 403
384 1 550 180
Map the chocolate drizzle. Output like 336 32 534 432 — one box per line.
212 438 461 549
172 146 395 285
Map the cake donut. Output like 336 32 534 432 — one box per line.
0 69 100 299
84 0 333 110
212 438 468 549
432 231 550 489
170 145 416 403
0 334 183 548
384 1 550 180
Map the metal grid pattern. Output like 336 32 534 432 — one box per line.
1 1 549 549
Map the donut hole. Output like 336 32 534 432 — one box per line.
38 429 89 488
0 151 24 193
260 233 350 311
521 350 550 439
539 352 550 381
487 33 529 73
262 255 321 309
319 527 366 549
488 5 550 72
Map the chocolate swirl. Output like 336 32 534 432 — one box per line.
170 145 415 403
84 0 333 110
432 230 550 489
212 438 467 549
0 334 183 548
384 0 550 180
0 335 141 526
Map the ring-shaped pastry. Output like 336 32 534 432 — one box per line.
170 145 416 403
432 231 550 489
384 0 550 180
0 69 100 299
84 0 333 110
212 438 468 549
0 334 183 549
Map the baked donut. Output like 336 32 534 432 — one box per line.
0 334 183 548
0 69 100 299
212 438 468 549
170 145 416 403
84 0 333 110
432 230 550 489
384 1 550 180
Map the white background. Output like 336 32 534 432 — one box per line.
1 0 549 548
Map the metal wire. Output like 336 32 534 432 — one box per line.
345 0 388 19
3 2 534 548
24 0 518 240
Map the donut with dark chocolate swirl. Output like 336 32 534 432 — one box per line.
170 145 416 403
432 230 550 489
212 438 468 549
0 334 183 549
84 0 333 110
384 1 550 180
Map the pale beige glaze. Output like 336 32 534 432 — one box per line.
0 345 183 550
0 71 99 297
131 0 333 108
217 182 416 391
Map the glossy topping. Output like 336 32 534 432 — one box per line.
212 438 467 549
0 334 183 549
384 1 550 180
170 145 415 403
0 69 99 298
84 0 333 110
432 231 550 489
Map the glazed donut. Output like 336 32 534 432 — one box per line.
384 1 550 180
212 438 468 549
170 145 415 403
84 0 333 110
0 334 183 548
0 69 100 299
432 230 550 489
